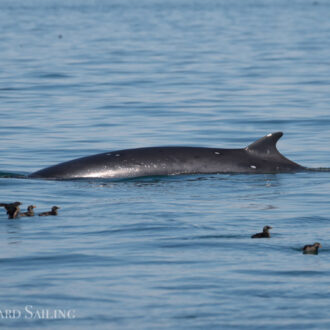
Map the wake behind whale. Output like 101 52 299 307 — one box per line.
0 171 26 179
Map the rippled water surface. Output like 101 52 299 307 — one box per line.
0 0 330 329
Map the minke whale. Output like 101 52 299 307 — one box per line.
28 132 305 180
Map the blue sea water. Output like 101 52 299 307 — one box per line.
0 0 330 328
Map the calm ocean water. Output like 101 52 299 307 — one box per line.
1 0 330 329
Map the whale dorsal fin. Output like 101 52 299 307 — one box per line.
246 132 283 156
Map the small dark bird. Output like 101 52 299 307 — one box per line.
39 206 60 216
303 242 322 254
20 205 36 217
251 225 272 238
0 202 22 219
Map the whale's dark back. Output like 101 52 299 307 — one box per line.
28 132 305 179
